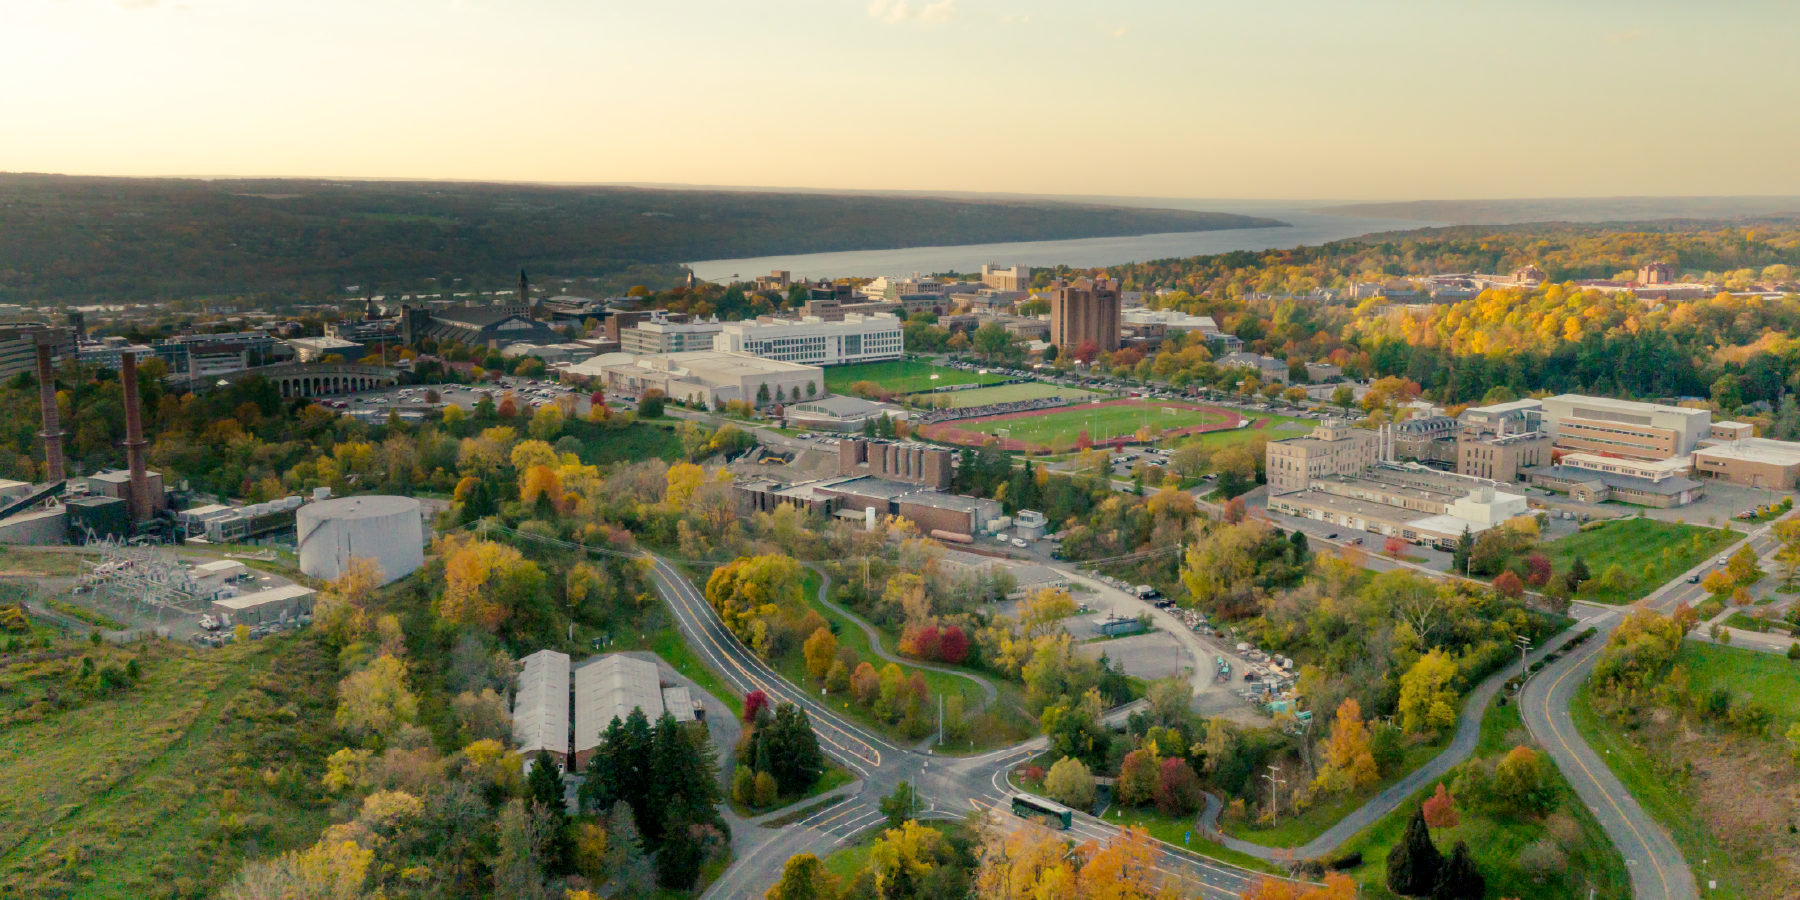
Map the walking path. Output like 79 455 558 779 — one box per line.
806 565 1000 710
1193 626 1571 861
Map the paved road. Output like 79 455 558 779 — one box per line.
806 565 1000 711
645 554 1284 900
1520 609 1698 900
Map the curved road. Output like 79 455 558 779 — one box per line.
1520 612 1698 900
805 565 1000 710
645 554 1287 900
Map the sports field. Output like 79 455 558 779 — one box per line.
823 359 1004 395
935 382 1101 407
921 399 1240 452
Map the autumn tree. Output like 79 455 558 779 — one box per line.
704 554 803 650
803 627 838 681
1397 650 1459 733
1043 756 1095 809
766 853 837 900
335 654 418 740
1421 782 1458 829
1312 698 1378 794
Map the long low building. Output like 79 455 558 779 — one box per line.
713 312 904 366
736 474 1002 541
1692 438 1800 490
575 350 824 409
1267 467 1532 549
514 649 572 771
1522 452 1704 507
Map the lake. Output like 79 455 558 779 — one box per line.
686 206 1441 282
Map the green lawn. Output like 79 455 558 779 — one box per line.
1336 700 1631 900
1166 414 1309 452
1106 807 1286 875
567 419 686 464
1538 518 1740 605
824 360 1003 395
936 382 1101 408
963 400 1224 447
1676 640 1800 731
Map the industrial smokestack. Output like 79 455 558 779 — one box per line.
120 352 152 523
34 342 64 483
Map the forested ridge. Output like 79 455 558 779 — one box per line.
0 174 1282 302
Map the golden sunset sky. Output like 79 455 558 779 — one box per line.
5 0 1798 199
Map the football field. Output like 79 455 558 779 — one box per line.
934 382 1102 407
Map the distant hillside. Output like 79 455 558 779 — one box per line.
1317 196 1800 226
0 174 1285 302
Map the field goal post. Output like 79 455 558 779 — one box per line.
1163 407 1177 416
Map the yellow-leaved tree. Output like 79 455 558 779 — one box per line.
1311 698 1378 794
665 462 706 511
703 554 802 648
1397 649 1459 733
335 653 418 740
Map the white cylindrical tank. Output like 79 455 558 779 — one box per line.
297 495 424 586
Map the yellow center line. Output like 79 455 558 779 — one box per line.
1541 640 1675 899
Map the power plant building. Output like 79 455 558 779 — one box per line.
296 495 425 585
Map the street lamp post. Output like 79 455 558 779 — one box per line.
1263 766 1286 826
1515 634 1533 682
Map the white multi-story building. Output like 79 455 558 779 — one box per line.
1539 394 1712 460
713 313 904 366
863 274 942 303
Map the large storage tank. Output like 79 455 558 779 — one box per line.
297 495 424 585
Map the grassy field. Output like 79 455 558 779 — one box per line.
1539 518 1741 604
1677 640 1800 736
568 419 686 464
1335 700 1630 899
0 634 336 900
964 401 1225 446
824 360 1003 395
1166 414 1310 451
937 382 1101 407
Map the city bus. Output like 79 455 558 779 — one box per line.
1011 794 1073 829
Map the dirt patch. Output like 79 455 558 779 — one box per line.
1633 711 1800 898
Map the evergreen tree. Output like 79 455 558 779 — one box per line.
1289 528 1309 557
763 703 826 795
879 780 918 830
1431 840 1484 900
526 749 566 814
1451 527 1474 575
654 802 708 890
1567 555 1593 592
1385 807 1444 897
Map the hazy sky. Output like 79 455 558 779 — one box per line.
6 0 1798 200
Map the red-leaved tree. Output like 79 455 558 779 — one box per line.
1494 571 1524 599
743 689 770 724
1422 783 1459 829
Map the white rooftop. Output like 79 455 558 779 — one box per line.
1694 438 1800 465
574 654 664 755
514 649 571 758
212 583 315 610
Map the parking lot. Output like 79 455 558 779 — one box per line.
318 375 602 420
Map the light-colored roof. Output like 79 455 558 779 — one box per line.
574 654 664 756
660 685 700 719
195 559 246 575
1405 513 1497 538
212 583 316 611
1544 394 1710 418
514 649 571 758
1694 438 1800 466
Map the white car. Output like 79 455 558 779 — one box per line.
1011 538 1028 548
